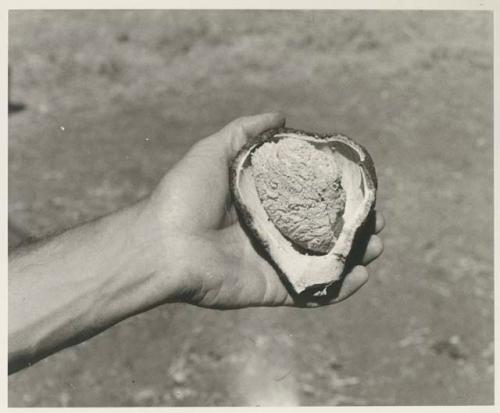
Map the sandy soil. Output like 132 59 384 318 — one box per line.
8 10 493 406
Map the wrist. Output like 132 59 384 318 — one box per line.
89 198 191 325
127 197 206 303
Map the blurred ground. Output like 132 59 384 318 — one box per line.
8 10 493 406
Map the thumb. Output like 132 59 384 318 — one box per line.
157 113 286 232
202 112 286 164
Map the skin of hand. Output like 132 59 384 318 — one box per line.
8 113 384 373
141 112 385 309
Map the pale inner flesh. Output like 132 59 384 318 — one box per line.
248 138 364 254
251 138 348 254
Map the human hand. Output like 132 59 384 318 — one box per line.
143 113 384 309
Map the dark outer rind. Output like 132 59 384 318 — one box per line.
229 127 378 298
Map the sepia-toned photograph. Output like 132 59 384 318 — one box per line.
8 9 493 406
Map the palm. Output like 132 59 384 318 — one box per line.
191 223 292 309
192 209 382 309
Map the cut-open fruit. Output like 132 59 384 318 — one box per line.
231 128 377 296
